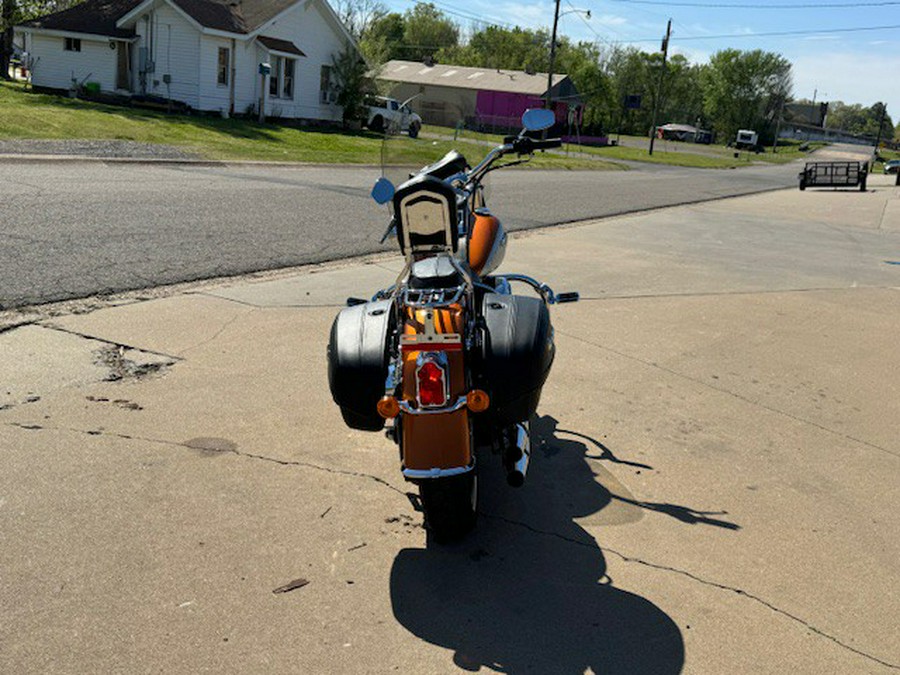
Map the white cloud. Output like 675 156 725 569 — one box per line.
493 1 548 28
791 51 900 113
592 14 628 27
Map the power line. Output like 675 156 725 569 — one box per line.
408 0 527 31
611 0 900 7
563 0 620 48
629 23 900 40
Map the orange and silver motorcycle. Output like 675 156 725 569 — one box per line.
327 109 578 541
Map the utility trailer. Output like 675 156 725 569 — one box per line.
798 161 868 191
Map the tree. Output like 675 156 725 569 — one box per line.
332 0 386 40
331 39 371 125
360 11 405 64
555 39 612 134
402 3 457 62
1 0 15 79
438 26 550 71
865 101 893 141
701 48 792 143
826 100 894 140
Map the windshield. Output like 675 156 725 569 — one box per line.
378 90 506 200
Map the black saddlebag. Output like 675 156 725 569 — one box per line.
327 299 393 431
480 293 555 426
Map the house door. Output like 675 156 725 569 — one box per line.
117 42 132 91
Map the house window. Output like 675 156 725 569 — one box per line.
283 58 294 99
217 47 229 86
269 57 281 97
64 38 81 52
269 56 296 99
320 65 334 104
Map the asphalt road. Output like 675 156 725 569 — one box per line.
0 147 864 309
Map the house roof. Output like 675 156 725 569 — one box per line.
168 0 298 34
20 0 308 37
378 59 577 99
19 0 142 38
257 35 306 56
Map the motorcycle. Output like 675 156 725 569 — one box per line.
327 108 578 541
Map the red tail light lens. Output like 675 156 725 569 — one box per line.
417 360 447 407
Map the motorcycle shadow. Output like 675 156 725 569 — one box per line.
390 415 687 674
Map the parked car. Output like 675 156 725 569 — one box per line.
884 159 900 175
364 96 422 138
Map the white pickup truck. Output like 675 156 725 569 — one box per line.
364 96 422 137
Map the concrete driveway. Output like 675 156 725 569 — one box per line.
1 174 898 673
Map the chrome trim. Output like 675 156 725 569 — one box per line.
499 274 559 304
507 422 531 487
402 464 474 480
398 395 468 415
402 285 465 308
494 276 512 295
384 361 401 396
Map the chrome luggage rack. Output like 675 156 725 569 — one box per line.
401 285 465 308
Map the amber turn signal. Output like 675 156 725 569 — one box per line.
466 390 490 413
377 396 400 419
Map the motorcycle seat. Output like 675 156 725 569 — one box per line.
409 256 463 290
417 151 469 180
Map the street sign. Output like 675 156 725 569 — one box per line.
624 94 642 110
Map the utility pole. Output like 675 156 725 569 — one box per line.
804 88 817 142
545 0 562 110
648 18 671 156
772 96 785 153
873 102 887 152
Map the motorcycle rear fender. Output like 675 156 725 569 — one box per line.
401 408 472 475
399 305 472 475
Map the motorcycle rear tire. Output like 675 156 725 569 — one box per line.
420 472 477 543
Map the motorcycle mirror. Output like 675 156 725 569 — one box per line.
521 108 555 132
371 177 395 205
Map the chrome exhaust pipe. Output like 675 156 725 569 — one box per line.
506 423 530 487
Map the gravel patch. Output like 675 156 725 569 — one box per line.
0 139 200 159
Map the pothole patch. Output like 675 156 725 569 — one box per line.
94 345 175 382
183 437 238 456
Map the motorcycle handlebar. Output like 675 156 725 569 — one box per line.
510 137 563 155
465 136 563 186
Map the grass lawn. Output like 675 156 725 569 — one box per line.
0 82 622 170
443 126 819 169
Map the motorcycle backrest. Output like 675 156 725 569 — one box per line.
392 175 459 256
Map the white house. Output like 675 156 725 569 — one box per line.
15 0 354 120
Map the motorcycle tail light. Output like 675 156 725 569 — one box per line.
417 359 447 407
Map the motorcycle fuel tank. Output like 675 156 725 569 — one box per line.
467 210 507 277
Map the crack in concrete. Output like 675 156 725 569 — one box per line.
481 512 900 671
178 307 256 355
191 291 344 310
4 422 407 497
39 324 183 362
557 329 900 461
8 421 895 669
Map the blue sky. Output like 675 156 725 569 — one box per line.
380 0 900 124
